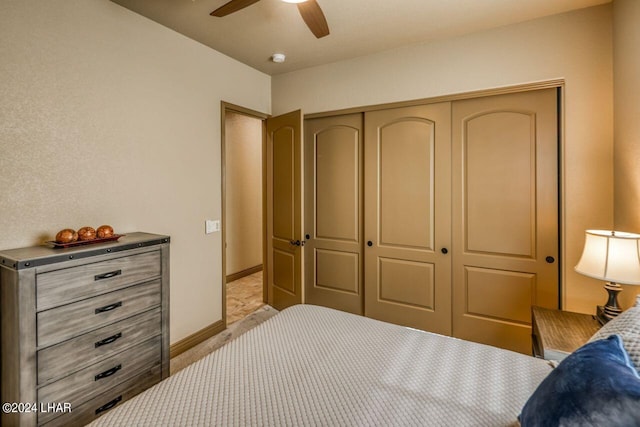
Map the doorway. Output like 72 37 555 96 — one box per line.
222 103 269 325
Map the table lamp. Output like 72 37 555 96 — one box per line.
574 229 640 325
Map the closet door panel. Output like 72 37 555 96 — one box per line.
316 126 359 242
315 250 359 294
379 258 435 309
364 103 451 335
465 267 535 324
379 121 434 249
304 114 364 314
465 112 534 256
452 88 559 354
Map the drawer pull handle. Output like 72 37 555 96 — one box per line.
95 269 122 281
95 364 122 381
95 301 122 314
95 395 122 415
95 332 123 348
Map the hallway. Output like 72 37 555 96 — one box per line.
226 271 264 325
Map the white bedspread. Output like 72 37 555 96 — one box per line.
89 305 551 426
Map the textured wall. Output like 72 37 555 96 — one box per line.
0 0 271 343
612 0 640 306
273 5 615 313
613 0 640 232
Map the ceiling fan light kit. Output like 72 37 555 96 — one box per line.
211 0 329 39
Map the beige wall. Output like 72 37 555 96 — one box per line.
0 0 271 343
612 0 640 306
225 112 263 276
273 5 615 313
613 0 640 232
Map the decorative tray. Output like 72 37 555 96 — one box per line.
47 234 124 248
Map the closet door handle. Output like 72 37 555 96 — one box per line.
441 248 448 254
546 256 556 264
367 241 373 247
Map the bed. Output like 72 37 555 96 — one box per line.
87 304 555 426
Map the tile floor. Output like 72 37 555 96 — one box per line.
226 270 265 325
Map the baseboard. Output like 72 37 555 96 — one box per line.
226 264 263 284
170 319 226 359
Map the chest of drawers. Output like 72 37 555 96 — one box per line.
0 232 170 426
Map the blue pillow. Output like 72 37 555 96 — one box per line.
519 335 640 426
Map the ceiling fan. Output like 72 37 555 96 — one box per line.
210 0 330 39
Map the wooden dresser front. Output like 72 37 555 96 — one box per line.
0 232 170 426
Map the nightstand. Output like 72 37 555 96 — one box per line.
531 306 601 361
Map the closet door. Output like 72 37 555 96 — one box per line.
304 114 364 314
451 89 558 354
364 103 452 335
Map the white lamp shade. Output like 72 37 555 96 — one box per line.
575 230 640 285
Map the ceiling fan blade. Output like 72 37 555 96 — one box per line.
297 0 330 38
210 0 261 17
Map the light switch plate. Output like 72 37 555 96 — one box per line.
205 220 220 234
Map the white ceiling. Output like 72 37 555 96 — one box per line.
111 0 611 75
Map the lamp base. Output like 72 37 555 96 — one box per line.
595 280 624 325
599 281 623 323
596 305 612 325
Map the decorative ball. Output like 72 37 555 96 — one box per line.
77 226 97 241
55 229 78 244
96 225 114 239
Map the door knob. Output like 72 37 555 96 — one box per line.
290 240 301 247
545 256 555 264
367 241 373 247
441 248 448 254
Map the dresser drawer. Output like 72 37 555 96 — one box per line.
37 250 161 310
37 280 161 348
38 308 161 384
40 366 162 427
38 336 161 425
